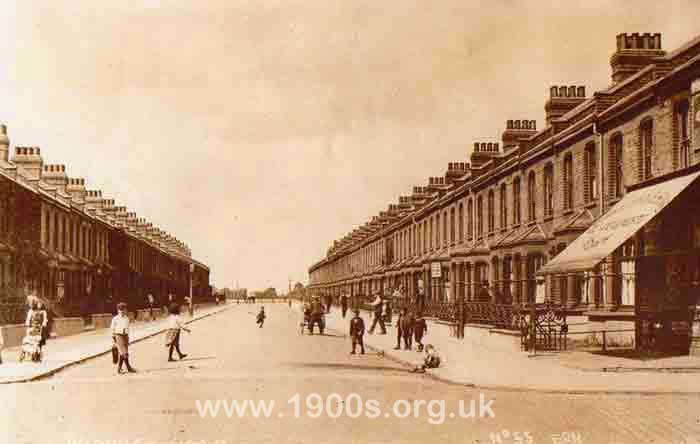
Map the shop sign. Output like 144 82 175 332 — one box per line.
431 262 441 278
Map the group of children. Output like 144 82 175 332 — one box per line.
394 309 427 352
109 301 192 375
348 307 440 372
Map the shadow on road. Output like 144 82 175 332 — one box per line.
180 355 217 362
301 333 346 338
285 362 411 373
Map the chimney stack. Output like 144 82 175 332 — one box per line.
0 124 9 163
12 146 44 180
544 85 587 125
66 178 87 200
502 120 537 150
42 164 68 192
85 190 104 209
610 33 665 84
469 142 500 168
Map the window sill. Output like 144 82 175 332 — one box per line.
544 216 554 222
562 209 574 216
512 223 521 229
585 201 598 209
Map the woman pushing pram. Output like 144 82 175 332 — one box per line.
20 301 48 362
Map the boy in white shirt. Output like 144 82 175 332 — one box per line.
111 303 136 374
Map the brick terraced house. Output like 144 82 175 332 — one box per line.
308 32 700 353
0 125 212 324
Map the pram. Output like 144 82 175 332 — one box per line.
19 326 43 362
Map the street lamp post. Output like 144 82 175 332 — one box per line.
189 263 194 316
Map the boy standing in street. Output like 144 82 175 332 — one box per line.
111 302 137 374
400 310 414 350
394 308 409 350
413 312 427 352
349 309 365 355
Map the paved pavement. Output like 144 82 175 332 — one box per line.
0 303 231 384
1 303 700 444
324 308 700 394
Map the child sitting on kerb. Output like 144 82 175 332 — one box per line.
411 344 441 373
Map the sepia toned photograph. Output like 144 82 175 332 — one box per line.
2 1 700 443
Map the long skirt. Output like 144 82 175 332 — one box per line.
114 334 129 357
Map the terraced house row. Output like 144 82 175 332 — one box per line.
308 32 700 353
0 125 212 324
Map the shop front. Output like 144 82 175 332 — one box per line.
540 169 700 353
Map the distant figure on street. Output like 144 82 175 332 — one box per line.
288 298 292 309
394 308 407 350
401 310 415 350
413 312 428 352
256 306 266 328
308 296 325 334
165 302 190 361
340 293 349 319
185 295 194 317
111 303 136 374
349 309 365 355
478 280 491 302
147 293 156 321
367 294 386 335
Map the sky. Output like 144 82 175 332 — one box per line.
1 0 700 292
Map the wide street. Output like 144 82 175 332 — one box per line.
2 303 700 444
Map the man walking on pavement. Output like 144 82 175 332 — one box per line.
349 309 365 354
340 292 349 319
367 292 386 335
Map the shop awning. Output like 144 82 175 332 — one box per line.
540 170 700 275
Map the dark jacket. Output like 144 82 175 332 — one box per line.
310 300 323 315
349 316 365 336
413 317 427 336
399 314 414 333
477 286 491 302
